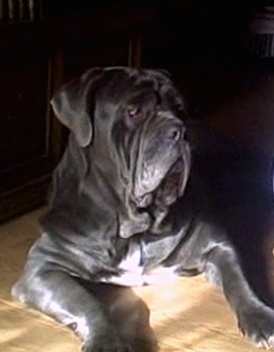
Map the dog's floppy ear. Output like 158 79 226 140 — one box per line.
50 68 104 147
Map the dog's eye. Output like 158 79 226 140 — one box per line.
127 105 140 119
126 105 144 122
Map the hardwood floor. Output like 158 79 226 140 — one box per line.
0 208 272 352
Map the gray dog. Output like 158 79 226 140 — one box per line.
12 67 274 351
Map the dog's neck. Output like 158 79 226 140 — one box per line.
119 194 176 238
119 197 152 238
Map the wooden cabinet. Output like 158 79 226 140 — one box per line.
63 37 130 82
0 47 53 221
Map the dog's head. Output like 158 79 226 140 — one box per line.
51 67 191 236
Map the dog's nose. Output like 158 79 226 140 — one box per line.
166 123 185 142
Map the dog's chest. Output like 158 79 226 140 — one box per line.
101 238 180 286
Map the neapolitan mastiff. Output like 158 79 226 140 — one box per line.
12 67 274 351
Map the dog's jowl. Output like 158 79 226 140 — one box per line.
12 67 274 351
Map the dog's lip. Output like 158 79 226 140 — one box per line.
134 157 184 208
157 158 185 202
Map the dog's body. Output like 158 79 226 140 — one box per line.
12 67 274 352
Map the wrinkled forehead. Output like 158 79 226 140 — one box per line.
97 67 183 105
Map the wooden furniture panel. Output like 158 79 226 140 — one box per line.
63 36 130 81
0 47 55 222
0 49 49 172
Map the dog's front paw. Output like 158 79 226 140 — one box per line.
238 304 274 349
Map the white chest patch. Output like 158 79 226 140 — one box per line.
101 241 179 287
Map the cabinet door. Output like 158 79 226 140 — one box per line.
63 36 129 81
0 47 58 222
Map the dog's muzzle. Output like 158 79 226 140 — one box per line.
133 116 190 208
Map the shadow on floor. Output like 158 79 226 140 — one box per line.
76 281 159 352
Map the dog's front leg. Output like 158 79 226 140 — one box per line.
12 269 130 352
204 241 274 348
